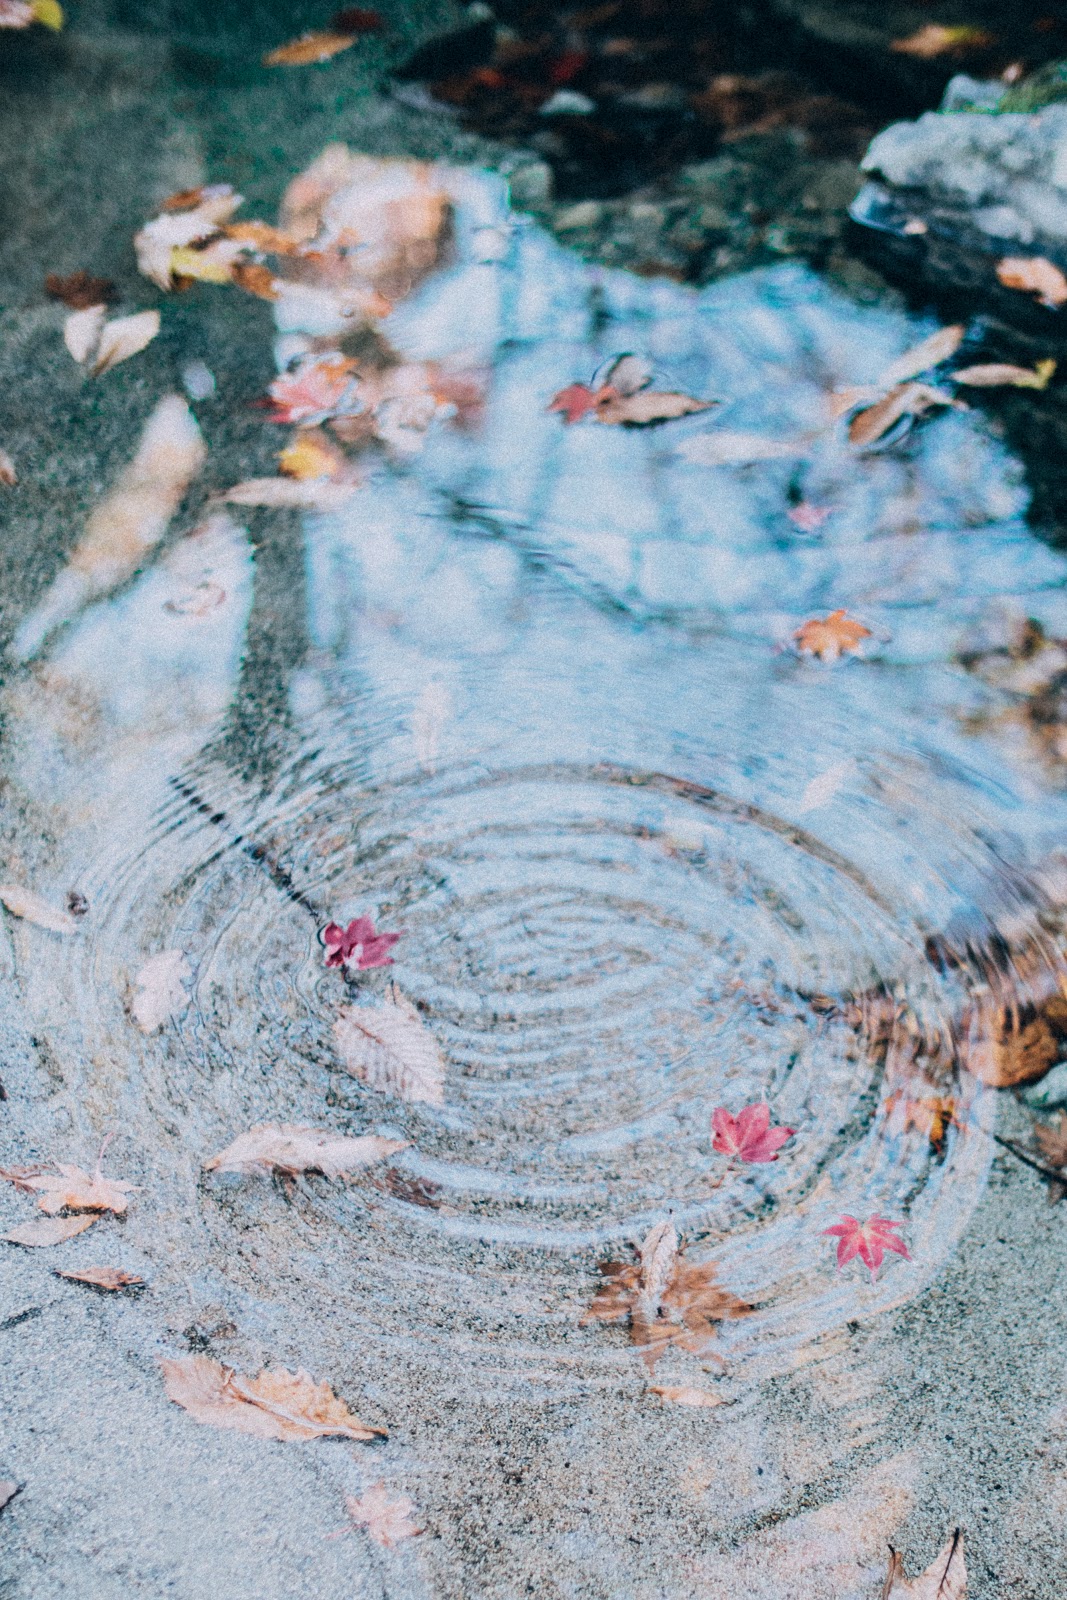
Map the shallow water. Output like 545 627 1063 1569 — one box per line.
5 158 1067 1595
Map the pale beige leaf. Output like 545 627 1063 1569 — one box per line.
951 359 1056 390
204 1124 409 1179
827 384 883 420
4 1214 96 1247
0 448 15 487
848 382 953 448
885 1531 966 1599
135 186 242 289
346 1483 422 1546
996 256 1067 310
877 324 964 387
25 1162 136 1216
12 395 205 661
0 1481 20 1513
595 390 715 426
648 1385 724 1408
63 303 106 364
333 985 446 1105
91 310 161 376
678 430 809 465
131 949 192 1033
220 476 358 510
161 1354 385 1441
263 30 357 66
796 758 858 816
55 1265 144 1290
0 883 79 934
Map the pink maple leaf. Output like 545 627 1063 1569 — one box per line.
823 1214 910 1277
548 382 599 424
711 1102 795 1163
787 501 834 533
320 916 401 971
268 356 359 424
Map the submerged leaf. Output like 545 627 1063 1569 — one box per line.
824 1214 910 1277
4 1214 96 1247
24 1161 135 1216
161 1355 385 1441
648 1384 724 1407
333 984 446 1105
46 270 116 309
548 382 598 424
345 1483 422 1546
220 476 358 510
883 1530 966 1599
0 884 79 934
131 949 192 1034
0 448 15 487
0 1481 19 1513
996 256 1067 310
263 30 357 66
794 610 872 662
891 24 992 57
135 186 242 290
204 1124 408 1179
711 1102 794 1162
594 388 714 426
55 1265 144 1291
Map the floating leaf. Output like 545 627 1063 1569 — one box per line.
62 304 106 365
135 186 243 290
161 1355 385 1441
883 1530 967 1599
268 354 360 424
4 1214 96 1247
345 1484 422 1546
594 388 715 426
877 324 965 387
951 359 1056 390
278 429 348 481
996 256 1067 310
204 1124 408 1179
548 382 599 424
131 949 192 1034
0 2 34 26
55 1266 144 1291
91 310 161 376
0 884 79 934
30 0 63 28
848 381 954 447
263 30 358 66
793 610 872 662
333 984 446 1105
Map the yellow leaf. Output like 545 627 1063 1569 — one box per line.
30 0 63 29
278 429 345 481
169 244 234 285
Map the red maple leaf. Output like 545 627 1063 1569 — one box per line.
548 383 599 424
711 1103 795 1163
267 356 359 425
823 1214 910 1276
321 917 401 971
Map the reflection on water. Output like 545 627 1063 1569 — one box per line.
5 157 1067 1584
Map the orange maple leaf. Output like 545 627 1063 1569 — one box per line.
794 610 872 662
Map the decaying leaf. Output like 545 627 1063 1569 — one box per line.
0 884 79 934
678 430 810 465
648 1384 723 1407
55 1265 144 1291
877 324 965 387
0 448 15 487
883 1530 967 1599
848 382 954 447
220 476 358 510
263 30 358 66
345 1483 422 1546
204 1124 408 1179
581 1219 751 1370
333 985 445 1105
23 1160 135 1216
0 1481 20 1514
161 1354 385 1441
951 359 1056 390
135 185 243 290
964 1002 1059 1087
891 24 992 57
996 256 1067 311
4 1214 96 1247
46 269 116 309
794 610 872 662
90 310 161 376
0 1164 49 1192
12 394 205 661
130 949 192 1034
63 304 106 364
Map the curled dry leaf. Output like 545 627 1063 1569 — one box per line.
263 30 357 66
55 1265 144 1291
24 1161 135 1216
0 1481 20 1514
135 185 243 290
848 382 954 448
204 1124 408 1179
581 1219 751 1370
345 1483 422 1547
0 448 15 487
0 884 79 934
333 984 446 1105
883 1529 966 1599
131 949 192 1034
220 476 358 510
161 1354 385 1441
891 24 992 57
951 359 1056 390
63 304 106 364
678 430 810 465
648 1384 723 1408
12 394 205 661
4 1214 96 1247
877 324 965 388
46 269 116 309
996 256 1067 311
794 610 872 662
91 310 161 376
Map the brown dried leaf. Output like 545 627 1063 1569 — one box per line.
161 1354 385 1441
204 1124 409 1179
648 1384 724 1407
0 1481 19 1514
24 1162 136 1216
333 984 446 1105
794 610 872 662
951 359 1056 390
883 1530 966 1599
0 448 15 487
997 256 1067 310
4 1214 96 1247
91 310 161 376
877 324 965 387
230 261 278 300
263 30 357 66
848 382 954 447
0 884 79 934
1035 1111 1067 1170
55 1265 144 1291
346 1483 422 1546
594 389 715 426
45 270 117 309
964 1005 1059 1086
